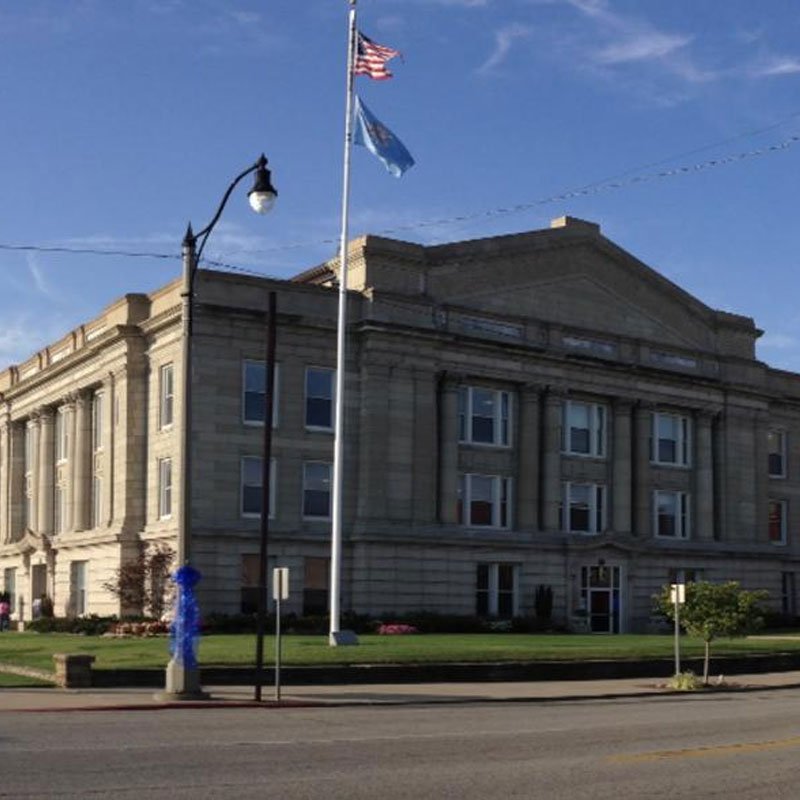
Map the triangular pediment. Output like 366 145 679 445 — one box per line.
427 237 719 352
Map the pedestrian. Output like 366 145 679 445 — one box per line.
0 593 10 632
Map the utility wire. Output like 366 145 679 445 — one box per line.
1 128 798 268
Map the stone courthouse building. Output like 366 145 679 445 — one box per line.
1 216 799 632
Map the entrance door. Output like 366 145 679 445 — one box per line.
589 589 612 633
580 565 622 634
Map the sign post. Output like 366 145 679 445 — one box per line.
670 572 686 676
272 567 289 701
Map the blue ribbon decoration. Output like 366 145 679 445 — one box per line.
170 565 202 669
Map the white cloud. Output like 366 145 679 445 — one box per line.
594 32 691 65
751 58 800 78
26 254 53 298
478 23 534 74
565 0 714 85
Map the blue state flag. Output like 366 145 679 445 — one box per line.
353 95 415 178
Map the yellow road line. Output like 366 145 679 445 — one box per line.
609 736 800 764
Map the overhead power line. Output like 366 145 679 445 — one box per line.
0 129 798 270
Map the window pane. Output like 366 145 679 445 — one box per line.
306 398 332 428
304 463 331 517
657 493 677 537
569 484 591 532
568 403 590 453
769 501 784 543
306 369 332 398
469 476 494 525
471 389 496 443
497 564 514 592
470 500 493 525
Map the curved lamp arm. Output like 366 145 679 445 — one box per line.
193 154 273 263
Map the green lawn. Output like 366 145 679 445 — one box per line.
0 671 54 688
1 632 799 672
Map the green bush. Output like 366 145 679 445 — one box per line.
667 670 703 691
26 615 116 636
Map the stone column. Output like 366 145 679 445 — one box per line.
694 411 714 541
357 362 390 521
754 409 770 544
712 412 726 541
37 407 55 536
541 388 563 531
72 390 92 532
27 417 40 533
633 403 652 537
0 420 9 544
439 375 461 525
9 422 26 539
516 384 541 531
612 399 633 535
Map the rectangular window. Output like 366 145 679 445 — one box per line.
305 367 335 430
304 557 330 616
241 456 276 518
769 499 787 545
562 400 606 457
781 572 796 617
303 462 332 519
158 458 172 520
92 392 104 452
652 412 691 466
562 482 605 534
458 387 511 447
654 491 691 539
476 563 519 617
458 474 511 529
3 568 16 614
70 560 88 616
768 430 787 478
159 364 174 429
55 408 69 463
242 361 279 426
91 476 102 529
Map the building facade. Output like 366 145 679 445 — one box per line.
1 216 798 631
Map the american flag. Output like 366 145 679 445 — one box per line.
353 31 400 81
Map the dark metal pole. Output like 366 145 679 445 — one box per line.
255 291 277 702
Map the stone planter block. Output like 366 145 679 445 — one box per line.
53 653 96 688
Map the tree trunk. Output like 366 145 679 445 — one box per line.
703 640 710 685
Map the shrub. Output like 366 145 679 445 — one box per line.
26 614 116 636
667 670 703 692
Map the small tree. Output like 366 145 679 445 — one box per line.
655 580 768 684
103 543 175 618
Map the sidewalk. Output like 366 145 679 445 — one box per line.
4 670 800 713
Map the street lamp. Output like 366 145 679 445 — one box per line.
162 154 277 700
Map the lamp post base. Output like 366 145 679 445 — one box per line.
155 658 209 701
329 630 359 646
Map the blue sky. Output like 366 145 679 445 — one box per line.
2 0 800 370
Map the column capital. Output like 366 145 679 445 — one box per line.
544 385 567 405
439 371 465 392
37 406 56 423
76 387 94 408
613 397 635 414
520 383 543 401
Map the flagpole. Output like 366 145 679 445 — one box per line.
329 0 358 645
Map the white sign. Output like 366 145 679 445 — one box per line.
670 583 686 605
272 567 289 601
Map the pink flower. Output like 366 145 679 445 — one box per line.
378 623 418 635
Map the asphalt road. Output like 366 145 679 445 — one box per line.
2 690 800 799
